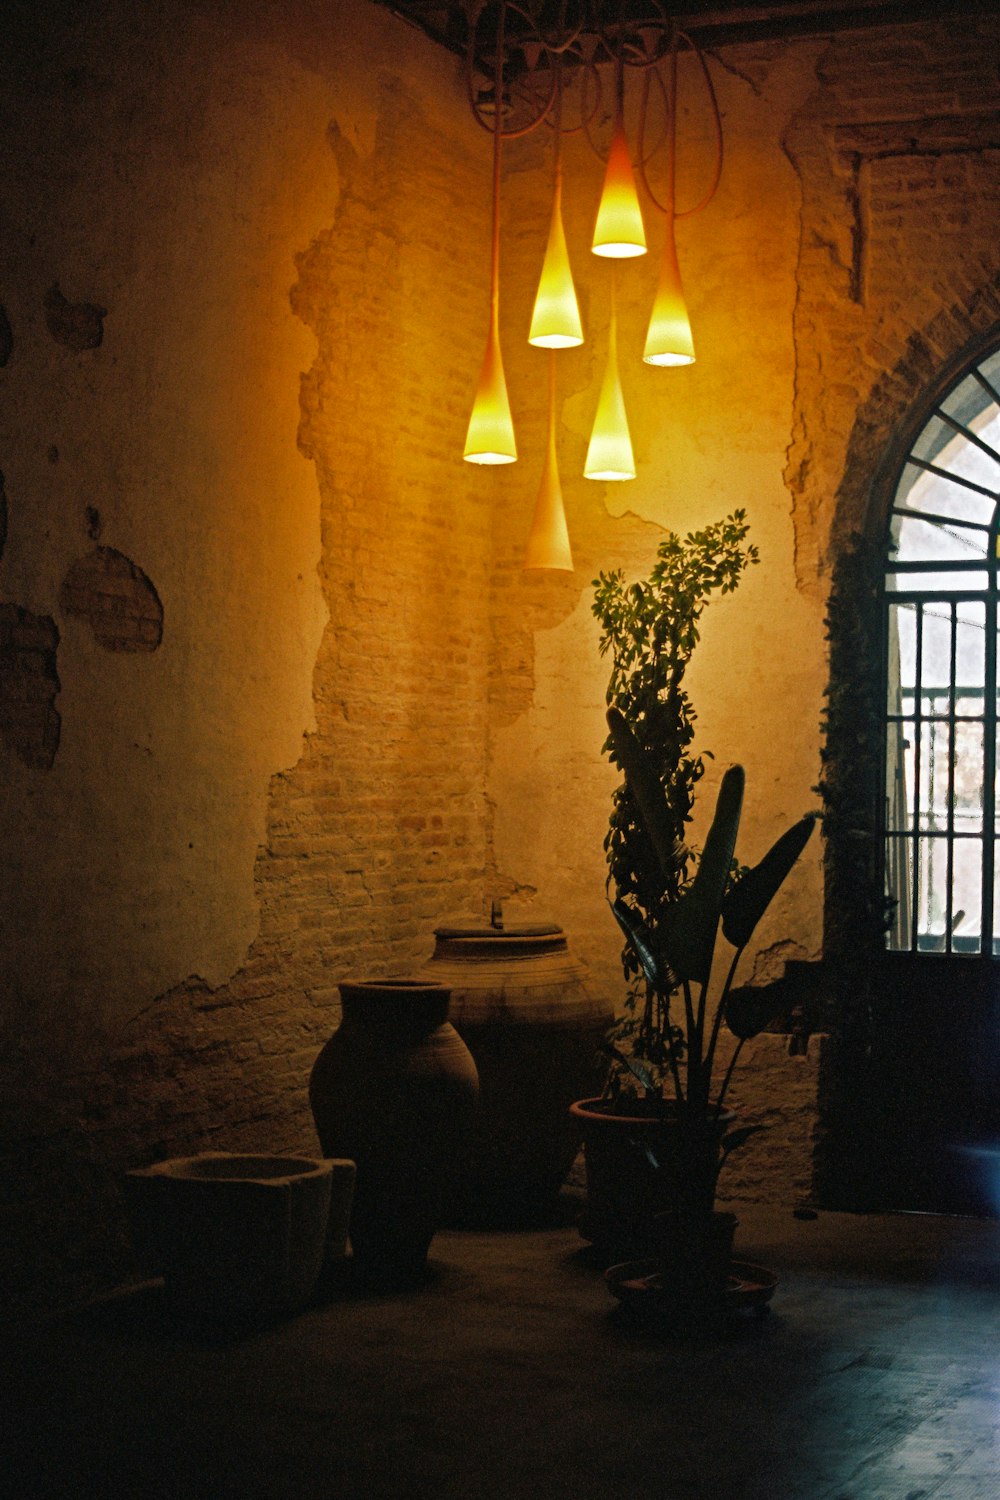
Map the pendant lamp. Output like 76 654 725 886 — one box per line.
584 272 635 481
464 8 516 464
524 352 573 570
643 212 695 366
529 87 583 349
592 64 646 260
465 306 517 463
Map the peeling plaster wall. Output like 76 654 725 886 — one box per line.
0 0 337 1033
2 2 999 1308
0 0 491 1308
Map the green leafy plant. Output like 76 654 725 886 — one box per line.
591 512 759 1091
605 711 816 1203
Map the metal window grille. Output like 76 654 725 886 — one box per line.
883 348 1000 955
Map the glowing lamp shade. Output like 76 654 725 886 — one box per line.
643 221 695 366
524 426 572 571
464 311 517 464
592 119 646 260
529 182 583 349
525 352 572 569
584 308 635 481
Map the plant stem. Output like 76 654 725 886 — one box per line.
682 977 696 1097
705 945 743 1086
715 1037 745 1116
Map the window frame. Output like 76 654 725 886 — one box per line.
879 337 1000 958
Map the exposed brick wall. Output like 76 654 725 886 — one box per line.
717 1032 828 1208
60 547 163 652
782 16 1000 578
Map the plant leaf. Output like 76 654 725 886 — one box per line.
720 814 816 950
724 982 790 1041
657 765 745 983
601 1039 656 1094
606 707 684 877
610 898 671 993
720 1124 765 1160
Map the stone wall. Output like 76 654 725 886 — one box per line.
0 0 494 1311
1 0 998 1309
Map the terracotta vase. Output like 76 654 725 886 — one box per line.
570 1097 736 1262
420 923 612 1222
309 979 479 1285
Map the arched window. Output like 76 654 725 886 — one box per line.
884 343 1000 955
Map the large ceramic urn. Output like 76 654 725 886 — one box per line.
309 979 479 1286
420 921 613 1223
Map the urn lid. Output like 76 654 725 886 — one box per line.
433 923 561 940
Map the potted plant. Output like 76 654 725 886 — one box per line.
573 517 816 1294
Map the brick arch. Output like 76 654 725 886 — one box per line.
831 285 1000 552
821 291 1000 987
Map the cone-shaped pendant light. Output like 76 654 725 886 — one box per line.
525 352 572 570
529 187 581 347
592 63 646 259
465 305 517 463
584 272 636 481
529 68 582 349
464 9 516 464
644 212 695 365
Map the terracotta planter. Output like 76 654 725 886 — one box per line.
420 923 612 1221
124 1152 352 1319
649 1209 739 1304
309 979 479 1286
570 1097 736 1261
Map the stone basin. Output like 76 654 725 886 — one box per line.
125 1152 355 1318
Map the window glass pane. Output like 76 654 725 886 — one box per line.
918 720 951 831
886 568 990 594
916 835 948 949
894 461 996 528
885 721 912 831
887 602 917 712
938 372 999 432
980 350 1000 390
890 513 988 564
955 600 986 703
953 721 984 834
922 419 1000 491
950 838 982 954
885 835 912 951
920 606 953 697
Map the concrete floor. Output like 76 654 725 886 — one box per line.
2 1200 999 1500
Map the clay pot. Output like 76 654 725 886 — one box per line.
309 979 479 1286
420 923 612 1222
124 1152 353 1319
649 1210 739 1305
570 1097 736 1261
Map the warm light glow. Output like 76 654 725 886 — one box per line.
529 177 583 349
592 117 646 260
525 354 573 570
584 291 635 481
644 217 695 366
464 311 517 464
